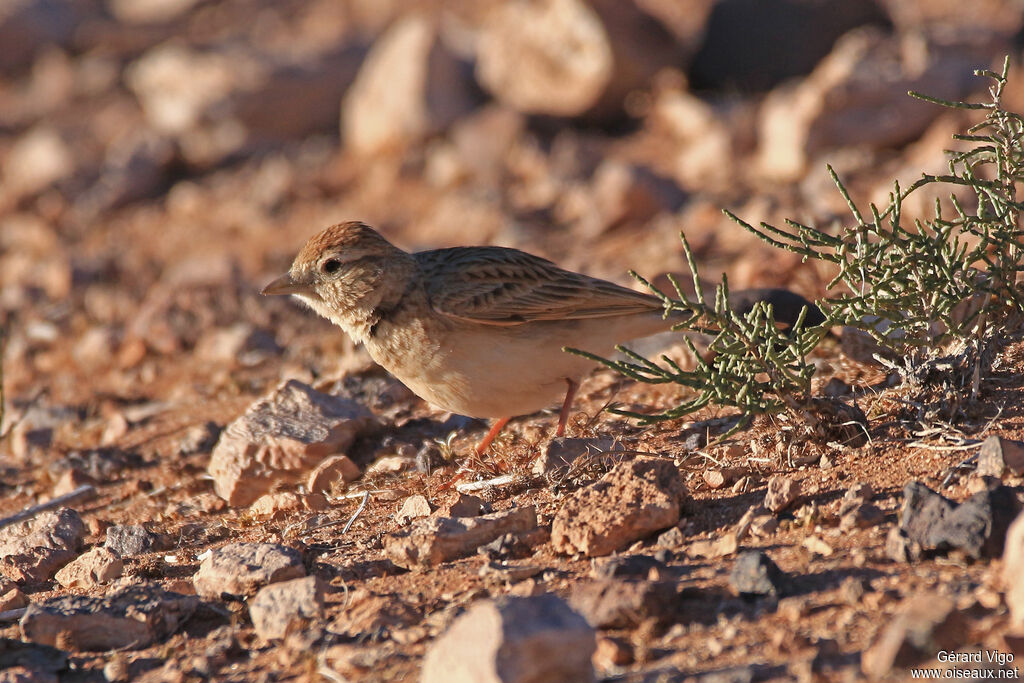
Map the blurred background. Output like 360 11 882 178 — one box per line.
1 0 1023 414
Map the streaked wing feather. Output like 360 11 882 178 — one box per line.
415 247 662 325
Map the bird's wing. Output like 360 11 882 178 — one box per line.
416 247 664 326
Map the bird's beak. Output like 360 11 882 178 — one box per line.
261 273 313 297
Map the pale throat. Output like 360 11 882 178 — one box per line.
293 292 374 343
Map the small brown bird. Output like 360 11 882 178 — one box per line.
262 221 676 453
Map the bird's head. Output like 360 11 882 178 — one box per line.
261 221 415 337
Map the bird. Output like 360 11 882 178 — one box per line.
261 221 681 454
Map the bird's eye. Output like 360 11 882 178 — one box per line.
321 258 341 275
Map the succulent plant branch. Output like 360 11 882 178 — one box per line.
572 56 1024 433
728 56 1024 370
568 233 827 434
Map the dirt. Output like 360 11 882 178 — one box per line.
2 2 1024 681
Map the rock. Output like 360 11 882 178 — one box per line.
703 467 748 490
748 515 779 539
1003 511 1024 625
194 323 280 366
421 595 596 683
475 0 682 120
193 543 305 599
329 590 421 638
801 535 834 557
395 495 433 525
128 43 365 166
248 492 328 519
50 469 96 497
478 562 543 584
248 575 325 641
365 454 416 475
649 89 745 194
1 126 74 203
885 526 922 564
564 161 687 238
880 0 1024 37
177 421 221 456
0 667 57 683
0 638 66 675
104 525 165 557
821 377 852 398
764 475 800 514
861 593 967 677
729 551 788 597
593 636 634 669
477 528 550 561
591 555 667 580
894 481 1020 561
20 584 198 651
840 502 885 531
532 437 626 476
342 13 477 156
568 579 675 628
54 547 123 589
838 486 884 531
207 380 378 506
306 455 361 493
657 526 685 547
0 508 85 583
385 507 537 570
440 493 486 518
977 435 1024 478
551 457 688 557
106 0 199 24
0 0 85 72
755 30 991 181
939 485 1020 559
0 584 28 611
898 481 954 551
688 0 888 92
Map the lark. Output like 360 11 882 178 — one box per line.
262 221 677 453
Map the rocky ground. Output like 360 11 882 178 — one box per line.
3 1 1024 681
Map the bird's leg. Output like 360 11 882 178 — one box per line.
475 417 511 455
555 378 579 437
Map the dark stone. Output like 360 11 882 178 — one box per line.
20 584 198 651
569 579 676 628
899 481 955 547
896 481 1021 560
478 530 545 561
927 486 1020 559
729 288 826 330
730 551 788 597
0 638 67 673
591 554 667 580
689 0 891 92
105 525 166 557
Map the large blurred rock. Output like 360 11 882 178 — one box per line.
756 30 993 181
0 509 85 584
557 159 687 236
342 13 478 156
877 0 1024 38
0 0 95 72
106 0 199 24
127 42 365 166
551 457 688 557
20 584 197 651
688 0 890 92
1 126 75 205
475 0 683 120
421 595 596 683
207 380 378 506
